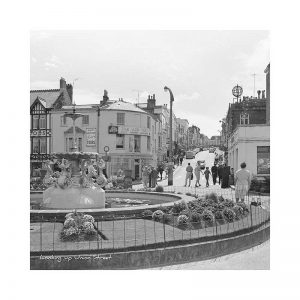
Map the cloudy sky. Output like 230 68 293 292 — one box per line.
30 30 269 137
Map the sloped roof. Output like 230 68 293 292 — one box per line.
102 100 147 114
30 89 62 107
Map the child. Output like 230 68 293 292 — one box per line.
204 167 211 187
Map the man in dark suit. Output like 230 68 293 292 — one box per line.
217 164 223 185
211 163 218 185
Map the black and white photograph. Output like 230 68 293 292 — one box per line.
29 30 270 270
2 0 300 299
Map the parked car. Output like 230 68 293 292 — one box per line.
199 160 206 170
209 148 215 153
186 151 195 159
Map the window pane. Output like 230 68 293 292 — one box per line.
40 138 46 153
33 116 39 129
147 136 150 151
32 138 39 153
117 113 125 125
134 135 141 152
40 116 46 129
147 116 150 128
82 115 89 125
116 134 124 149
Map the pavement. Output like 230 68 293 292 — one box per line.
150 240 270 270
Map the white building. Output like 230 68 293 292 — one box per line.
51 98 160 179
227 124 270 176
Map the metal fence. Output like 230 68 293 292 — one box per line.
30 198 270 255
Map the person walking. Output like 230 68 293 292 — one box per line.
211 163 218 185
217 164 223 185
180 155 183 166
151 167 158 187
184 163 193 187
194 161 201 187
235 162 251 203
204 167 211 187
142 166 150 188
157 164 164 181
221 163 230 188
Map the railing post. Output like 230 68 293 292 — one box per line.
123 216 126 248
250 204 253 228
53 216 56 253
144 218 147 247
112 216 115 250
40 215 43 252
134 214 137 248
96 220 99 250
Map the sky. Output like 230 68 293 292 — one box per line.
30 30 269 138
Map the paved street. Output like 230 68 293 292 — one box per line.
150 240 270 270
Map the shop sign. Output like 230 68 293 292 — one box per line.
118 126 150 136
257 146 270 174
86 128 96 147
108 125 118 134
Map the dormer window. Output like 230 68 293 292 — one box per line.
240 113 249 125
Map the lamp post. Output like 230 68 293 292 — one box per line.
164 86 174 186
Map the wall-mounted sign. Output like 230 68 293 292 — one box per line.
108 125 118 134
257 146 270 174
86 128 96 147
118 126 150 136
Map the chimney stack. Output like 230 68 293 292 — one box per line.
257 90 261 99
60 77 66 90
147 94 156 110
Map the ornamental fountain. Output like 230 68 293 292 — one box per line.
41 106 106 209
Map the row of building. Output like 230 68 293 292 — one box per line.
219 63 270 177
30 79 203 179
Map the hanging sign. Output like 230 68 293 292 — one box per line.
86 128 96 147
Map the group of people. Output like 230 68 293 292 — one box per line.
184 161 252 202
142 165 159 188
184 161 226 188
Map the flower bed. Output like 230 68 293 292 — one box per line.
60 211 97 242
141 192 250 231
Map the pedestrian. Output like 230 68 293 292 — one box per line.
184 163 193 187
194 161 201 187
229 167 235 186
148 166 153 187
221 163 230 188
235 162 251 203
180 155 183 166
157 164 164 180
217 163 223 185
204 167 211 187
151 167 158 187
211 163 218 185
142 166 150 188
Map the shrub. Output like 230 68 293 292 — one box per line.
179 209 191 217
205 192 218 203
172 201 187 214
223 200 235 208
190 212 201 223
218 195 225 202
206 206 216 214
202 210 215 223
223 208 236 222
163 213 173 224
236 202 249 214
152 210 164 222
142 209 153 219
155 185 164 192
64 218 76 229
214 210 224 220
187 200 199 211
194 206 205 214
215 203 225 211
177 215 189 226
159 206 171 214
233 205 244 219
198 199 211 207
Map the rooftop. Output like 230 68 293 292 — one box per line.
30 89 62 108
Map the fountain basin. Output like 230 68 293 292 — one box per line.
42 186 105 209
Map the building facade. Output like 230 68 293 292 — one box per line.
226 63 270 175
51 96 160 179
187 125 201 149
30 78 73 176
176 118 189 150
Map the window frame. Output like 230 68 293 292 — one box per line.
39 115 46 129
117 113 125 125
116 134 125 149
82 115 89 126
240 113 249 125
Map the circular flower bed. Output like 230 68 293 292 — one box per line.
60 211 97 241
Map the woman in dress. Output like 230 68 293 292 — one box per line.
235 162 251 203
194 161 201 187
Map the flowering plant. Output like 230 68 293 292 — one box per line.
177 215 189 226
222 208 236 222
201 210 215 223
152 210 164 222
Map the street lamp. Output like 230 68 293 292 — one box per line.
164 86 174 186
